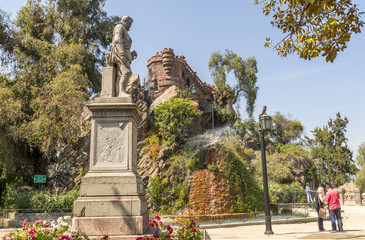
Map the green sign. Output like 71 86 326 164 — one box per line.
34 175 46 183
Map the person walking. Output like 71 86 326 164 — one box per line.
315 187 326 232
326 186 343 231
305 183 313 203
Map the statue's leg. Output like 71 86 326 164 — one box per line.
118 63 132 97
115 65 121 97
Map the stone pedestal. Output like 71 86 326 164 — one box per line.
73 98 150 238
354 188 363 206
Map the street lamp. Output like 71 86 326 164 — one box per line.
259 106 274 235
185 84 196 99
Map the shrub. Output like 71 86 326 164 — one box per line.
154 98 202 145
142 126 162 161
147 174 167 211
269 182 306 203
3 188 79 212
137 216 203 240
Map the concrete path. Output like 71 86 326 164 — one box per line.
205 206 365 239
1 206 364 239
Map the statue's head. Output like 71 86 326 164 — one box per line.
121 16 133 30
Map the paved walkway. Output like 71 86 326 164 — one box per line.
1 206 364 239
205 206 365 239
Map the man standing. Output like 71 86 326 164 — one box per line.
305 183 313 203
326 186 343 231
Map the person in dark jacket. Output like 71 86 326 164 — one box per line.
315 187 326 232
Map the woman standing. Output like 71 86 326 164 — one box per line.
315 187 326 232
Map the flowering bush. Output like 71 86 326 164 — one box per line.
143 131 161 161
136 216 203 240
1 216 108 240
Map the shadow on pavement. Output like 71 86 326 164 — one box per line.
297 230 365 239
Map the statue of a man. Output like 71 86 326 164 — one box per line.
110 16 137 97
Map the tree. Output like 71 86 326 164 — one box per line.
356 142 365 167
310 112 358 187
255 0 364 62
355 142 365 190
208 50 259 118
270 112 304 145
0 0 118 193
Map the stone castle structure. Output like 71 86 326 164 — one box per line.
146 48 213 102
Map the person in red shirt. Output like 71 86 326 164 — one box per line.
325 186 343 231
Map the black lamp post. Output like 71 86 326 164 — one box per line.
259 106 274 235
185 84 196 99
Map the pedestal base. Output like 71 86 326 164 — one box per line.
72 213 150 236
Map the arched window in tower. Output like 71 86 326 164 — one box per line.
187 77 190 87
182 71 185 80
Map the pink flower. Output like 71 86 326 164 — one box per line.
22 219 28 229
165 235 171 238
59 235 71 240
155 216 161 220
153 234 159 238
103 235 108 239
190 227 197 232
45 222 50 227
29 228 36 235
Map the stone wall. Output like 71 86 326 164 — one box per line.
188 169 232 215
339 188 364 206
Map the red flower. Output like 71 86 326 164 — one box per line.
190 227 197 232
29 228 36 235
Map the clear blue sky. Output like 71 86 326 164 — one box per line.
1 0 365 156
